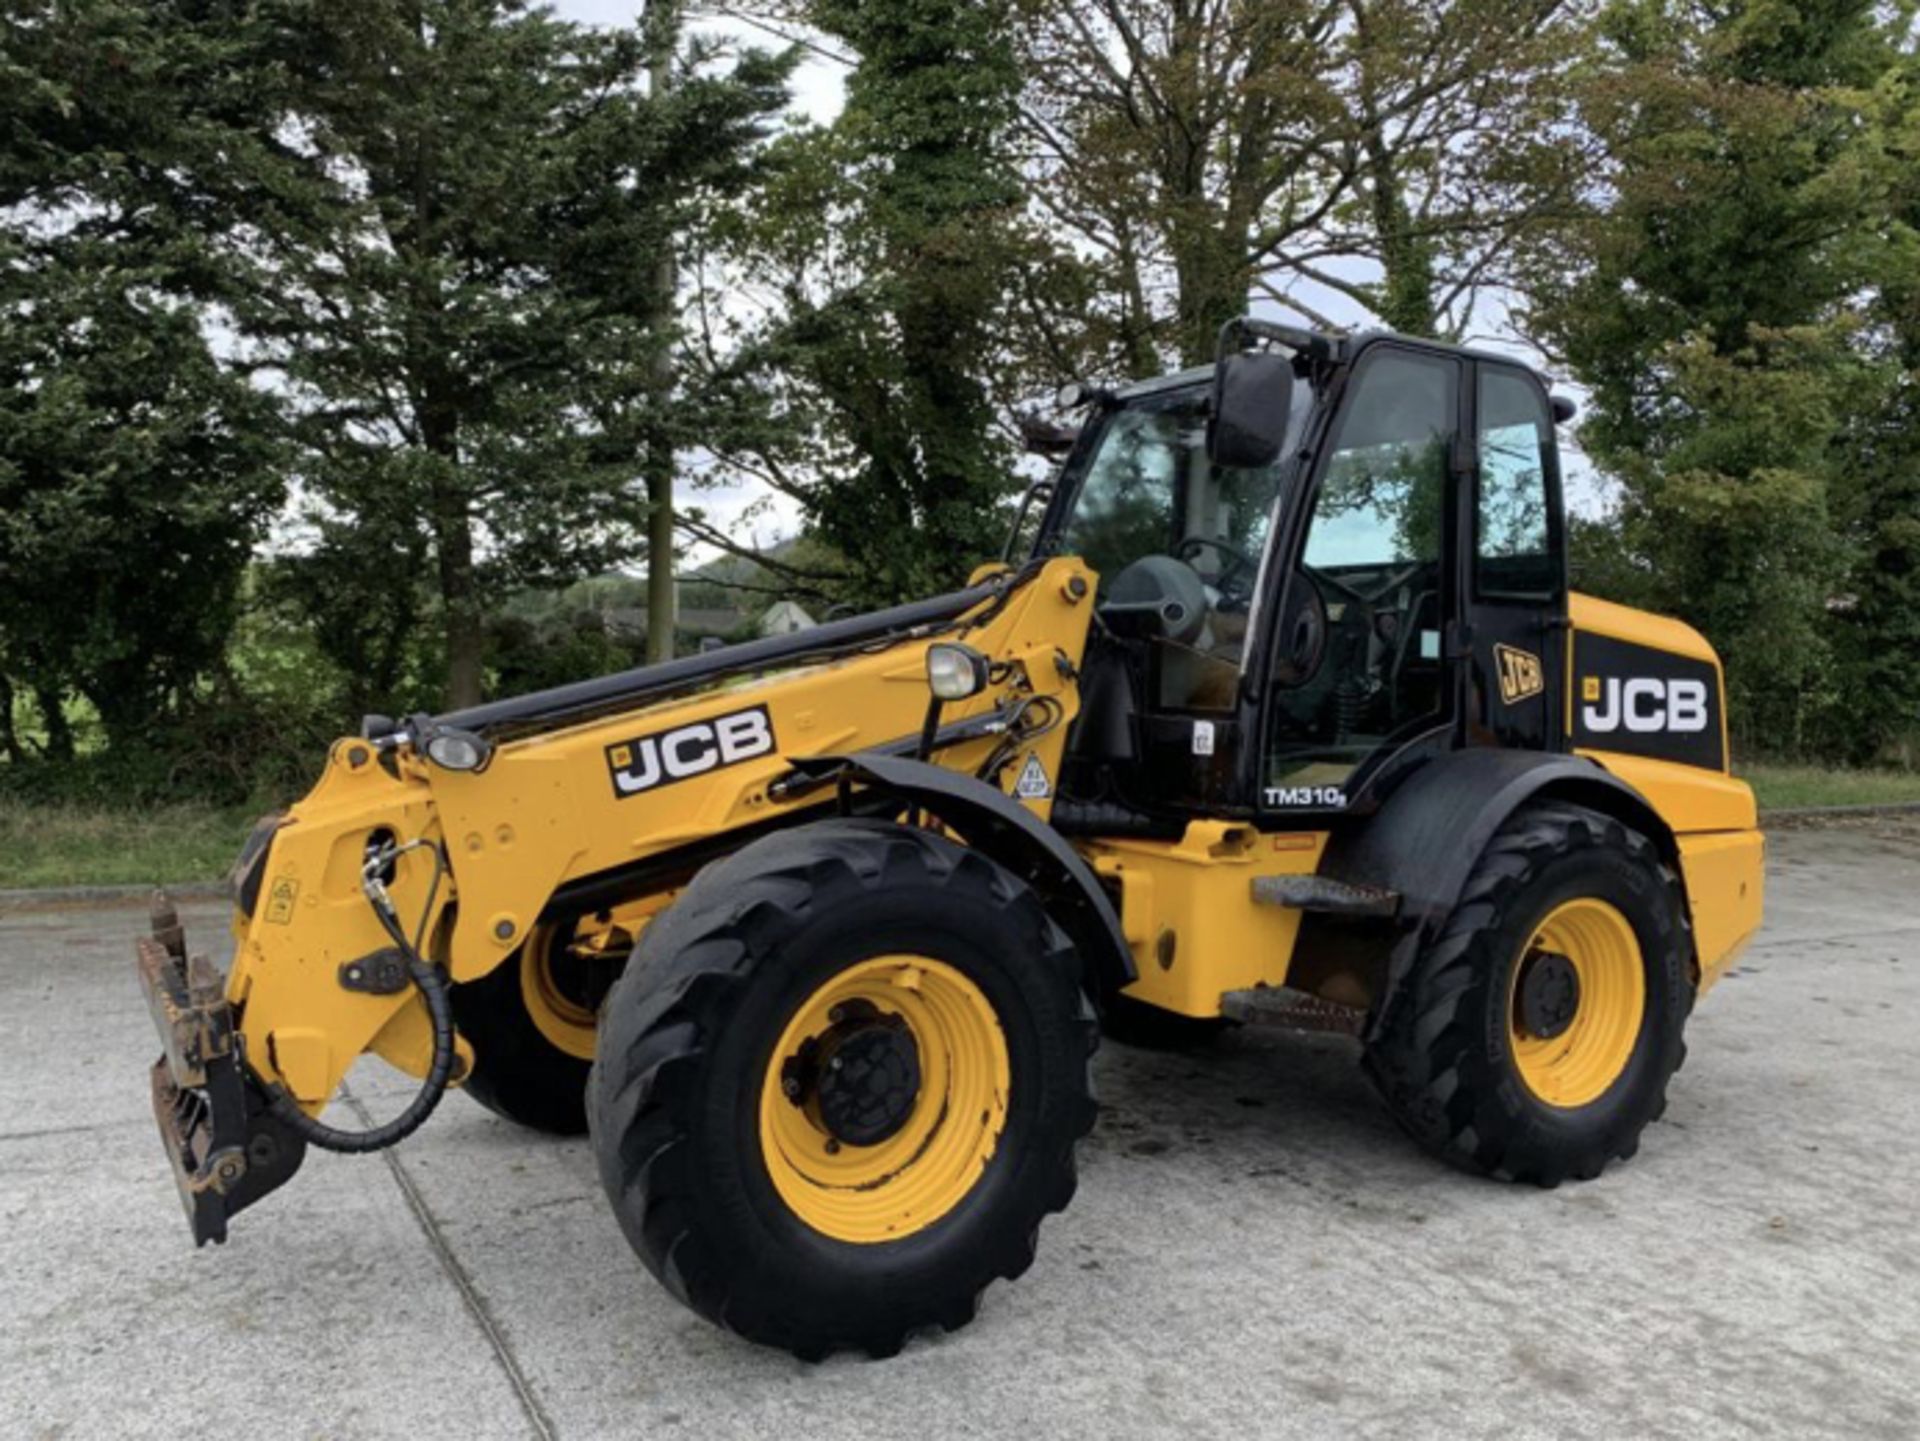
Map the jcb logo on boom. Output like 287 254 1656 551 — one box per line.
1580 676 1710 735
606 705 776 798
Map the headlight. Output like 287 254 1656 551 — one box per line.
423 727 492 772
926 643 990 701
1055 380 1110 410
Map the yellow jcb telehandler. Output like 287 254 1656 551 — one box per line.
137 320 1764 1358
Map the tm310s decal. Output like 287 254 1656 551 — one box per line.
1266 785 1348 809
607 705 776 798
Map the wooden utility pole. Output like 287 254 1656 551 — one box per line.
644 0 679 663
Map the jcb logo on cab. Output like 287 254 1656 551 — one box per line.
1494 644 1544 705
1580 676 1709 735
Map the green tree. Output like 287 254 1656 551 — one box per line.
0 274 283 749
1013 0 1346 371
1322 0 1592 339
1528 0 1898 755
234 1 789 707
0 0 287 755
1008 0 1590 377
1829 47 1920 764
735 0 1029 606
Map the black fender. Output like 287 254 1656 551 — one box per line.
791 752 1137 994
1316 747 1678 1040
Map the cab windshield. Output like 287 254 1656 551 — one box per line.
1045 380 1304 708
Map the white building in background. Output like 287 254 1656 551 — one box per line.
758 600 816 636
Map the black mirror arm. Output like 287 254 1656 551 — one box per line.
1215 317 1339 365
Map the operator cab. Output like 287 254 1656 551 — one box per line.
1036 323 1568 831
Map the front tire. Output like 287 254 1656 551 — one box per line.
1363 801 1691 1186
587 819 1098 1359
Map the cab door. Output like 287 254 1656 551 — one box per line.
1258 343 1462 820
1462 362 1566 753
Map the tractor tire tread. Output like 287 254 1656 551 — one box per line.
589 819 1095 1359
1362 801 1692 1187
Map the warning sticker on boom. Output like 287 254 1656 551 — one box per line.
1014 752 1052 800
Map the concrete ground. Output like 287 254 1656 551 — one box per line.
3 821 1916 1440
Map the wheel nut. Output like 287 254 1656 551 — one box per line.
824 1139 841 1155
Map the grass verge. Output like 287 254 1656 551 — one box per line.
1 764 1917 889
0 799 257 890
1740 764 1920 813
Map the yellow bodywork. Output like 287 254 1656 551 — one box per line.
1568 593 1765 992
230 558 1098 1109
229 566 1765 1112
1086 824 1329 1018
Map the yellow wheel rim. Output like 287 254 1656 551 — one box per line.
519 926 600 1062
758 955 1010 1245
1507 898 1646 1108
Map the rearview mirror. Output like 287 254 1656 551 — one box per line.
1207 348 1295 470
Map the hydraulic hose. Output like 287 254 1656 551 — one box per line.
268 842 459 1153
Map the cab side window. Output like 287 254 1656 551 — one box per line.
1476 367 1556 598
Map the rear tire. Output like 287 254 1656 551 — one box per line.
1363 802 1691 1186
449 923 604 1136
588 819 1098 1359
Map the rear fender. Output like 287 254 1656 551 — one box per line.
1315 748 1679 1040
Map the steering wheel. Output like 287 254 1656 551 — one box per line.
1175 535 1259 604
1308 560 1426 608
1305 559 1430 651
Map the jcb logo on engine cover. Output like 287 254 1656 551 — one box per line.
606 705 776 799
1494 644 1544 705
1570 629 1725 771
1580 676 1709 735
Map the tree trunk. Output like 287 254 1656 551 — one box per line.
645 443 675 664
436 496 484 709
422 400 483 710
643 1 680 664
1171 230 1248 367
403 3 482 711
0 673 24 766
1350 6 1438 340
35 684 73 762
1364 128 1438 338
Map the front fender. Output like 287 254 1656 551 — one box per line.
792 751 1136 994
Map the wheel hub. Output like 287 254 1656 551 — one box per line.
1515 949 1581 1040
789 1009 923 1147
